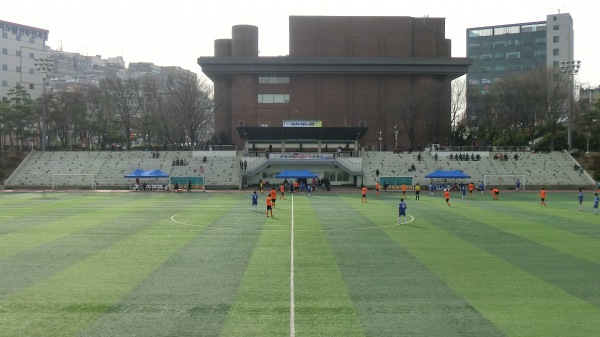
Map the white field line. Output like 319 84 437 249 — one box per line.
290 192 296 337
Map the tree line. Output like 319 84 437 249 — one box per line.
0 71 214 154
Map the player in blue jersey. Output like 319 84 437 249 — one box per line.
398 198 407 224
578 189 584 211
594 193 599 215
251 191 258 212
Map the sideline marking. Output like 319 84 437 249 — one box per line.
290 193 296 337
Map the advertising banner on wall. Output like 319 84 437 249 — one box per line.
282 120 322 127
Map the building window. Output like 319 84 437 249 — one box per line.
2 80 7 87
16 66 21 72
16 50 21 57
534 50 547 57
2 48 7 55
506 52 521 59
237 120 245 127
553 36 559 43
493 41 506 48
258 75 289 84
30 52 35 59
553 16 557 21
2 64 7 71
30 83 35 90
2 32 7 38
481 42 492 48
480 54 492 60
553 61 559 68
553 25 559 30
16 35 21 41
258 94 289 103
29 68 35 74
260 122 269 127
468 28 492 37
29 36 35 43
553 48 560 56
494 53 505 59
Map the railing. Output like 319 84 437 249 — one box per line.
424 145 533 153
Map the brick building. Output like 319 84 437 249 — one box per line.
198 16 471 152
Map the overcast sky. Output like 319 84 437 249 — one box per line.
3 0 598 86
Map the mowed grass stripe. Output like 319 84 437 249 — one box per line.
77 195 264 337
0 193 238 337
440 193 600 265
0 195 186 299
291 195 364 336
421 199 600 308
220 196 292 337
0 193 168 261
355 196 600 337
0 193 121 233
333 194 506 337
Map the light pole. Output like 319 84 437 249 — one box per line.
560 60 581 152
34 55 54 150
586 120 597 155
393 125 398 150
379 131 382 152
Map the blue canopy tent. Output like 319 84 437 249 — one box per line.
425 170 471 179
141 169 170 178
125 169 170 191
124 169 170 178
275 169 318 179
124 169 146 178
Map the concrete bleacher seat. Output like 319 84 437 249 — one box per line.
4 150 242 190
362 150 595 189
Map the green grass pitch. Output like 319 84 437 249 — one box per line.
1 188 599 336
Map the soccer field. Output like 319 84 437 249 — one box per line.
1 189 599 336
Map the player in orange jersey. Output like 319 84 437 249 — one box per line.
266 196 273 217
270 187 278 208
539 187 547 207
443 189 451 207
279 184 285 200
376 181 380 197
361 186 368 203
491 188 500 200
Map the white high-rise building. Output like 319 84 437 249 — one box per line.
0 20 49 100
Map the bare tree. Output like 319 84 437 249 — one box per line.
100 75 142 150
165 71 214 148
450 76 467 129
